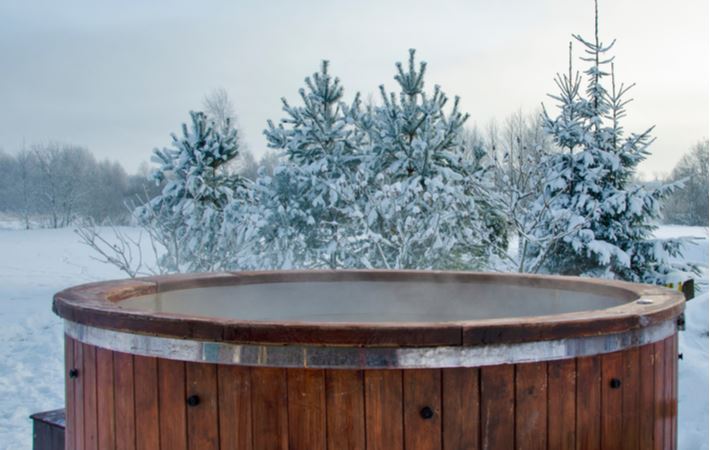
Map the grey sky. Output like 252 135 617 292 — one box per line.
1 0 707 179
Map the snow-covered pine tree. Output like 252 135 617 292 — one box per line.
135 111 247 272
250 61 366 269
539 0 691 283
357 49 503 269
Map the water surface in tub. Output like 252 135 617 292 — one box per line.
117 281 631 322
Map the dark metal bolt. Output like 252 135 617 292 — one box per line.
610 378 622 389
186 395 200 407
68 368 79 379
678 353 684 360
420 406 434 419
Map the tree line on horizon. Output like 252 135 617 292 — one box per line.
0 103 704 230
0 98 281 229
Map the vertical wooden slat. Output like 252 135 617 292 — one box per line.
515 362 547 450
159 359 187 450
96 348 116 450
56 344 680 450
621 347 640 450
639 343 655 450
663 337 674 450
364 370 404 450
51 422 65 450
653 341 665 450
287 369 327 450
33 421 50 450
326 370 365 450
671 333 680 449
74 341 85 450
575 355 600 450
480 365 514 450
218 365 252 450
83 345 98 450
547 359 576 450
114 352 135 450
134 355 160 450
404 369 442 450
65 336 76 450
186 362 219 450
442 368 479 450
251 367 289 450
600 352 623 450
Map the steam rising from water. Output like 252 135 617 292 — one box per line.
118 281 626 323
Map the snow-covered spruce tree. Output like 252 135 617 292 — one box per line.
356 49 504 269
246 61 367 269
539 1 691 283
135 111 248 272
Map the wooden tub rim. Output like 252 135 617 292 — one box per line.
53 270 684 349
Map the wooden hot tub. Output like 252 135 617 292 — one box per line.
53 271 683 450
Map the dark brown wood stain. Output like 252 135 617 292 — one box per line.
62 336 679 449
442 367 479 450
53 271 684 348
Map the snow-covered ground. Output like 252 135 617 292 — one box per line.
0 225 706 449
669 226 709 449
0 226 153 450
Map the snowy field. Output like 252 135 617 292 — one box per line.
0 224 706 449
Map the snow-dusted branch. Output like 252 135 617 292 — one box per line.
75 222 158 278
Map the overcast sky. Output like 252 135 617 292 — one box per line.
1 0 707 179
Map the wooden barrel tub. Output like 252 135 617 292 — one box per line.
53 271 683 450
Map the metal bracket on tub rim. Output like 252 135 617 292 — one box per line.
64 319 676 369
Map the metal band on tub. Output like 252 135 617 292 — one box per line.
64 319 676 369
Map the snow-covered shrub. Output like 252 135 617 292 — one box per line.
232 51 503 271
467 118 583 273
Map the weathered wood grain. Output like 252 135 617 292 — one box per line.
442 367 479 450
287 369 327 450
547 359 576 450
365 370 404 450
74 341 85 450
218 365 252 450
653 341 666 450
61 339 680 450
515 362 547 450
96 347 116 450
576 355 601 450
601 351 623 450
134 355 160 450
113 352 135 450
480 365 514 450
186 362 219 450
663 337 674 450
82 345 98 450
65 337 76 450
325 369 365 450
640 343 656 450
404 369 442 450
251 367 289 450
621 347 640 450
158 359 187 450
